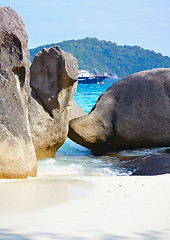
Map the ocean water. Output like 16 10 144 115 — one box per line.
37 79 170 176
74 80 117 113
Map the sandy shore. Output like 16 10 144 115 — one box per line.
0 174 170 240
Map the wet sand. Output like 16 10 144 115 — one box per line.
0 175 170 239
0 176 92 215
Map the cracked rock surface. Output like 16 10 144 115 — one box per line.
0 7 37 178
29 46 78 159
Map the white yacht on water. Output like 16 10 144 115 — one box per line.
78 70 108 84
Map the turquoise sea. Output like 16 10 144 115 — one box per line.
37 79 170 176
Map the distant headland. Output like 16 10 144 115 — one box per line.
29 37 170 79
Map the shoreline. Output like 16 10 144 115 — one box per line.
0 174 170 239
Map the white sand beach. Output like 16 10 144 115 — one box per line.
0 174 170 240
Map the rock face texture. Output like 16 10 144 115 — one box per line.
29 46 78 159
131 154 170 176
69 68 170 155
68 100 87 121
0 7 37 178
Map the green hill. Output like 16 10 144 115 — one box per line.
29 37 170 78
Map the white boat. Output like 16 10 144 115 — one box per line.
78 70 108 84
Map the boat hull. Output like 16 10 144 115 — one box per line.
78 76 107 84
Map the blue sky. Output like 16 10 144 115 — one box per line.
1 0 170 57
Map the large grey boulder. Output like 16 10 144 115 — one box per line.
69 68 170 155
0 7 37 178
131 154 170 176
29 46 78 159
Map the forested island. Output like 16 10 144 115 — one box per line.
29 37 170 78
